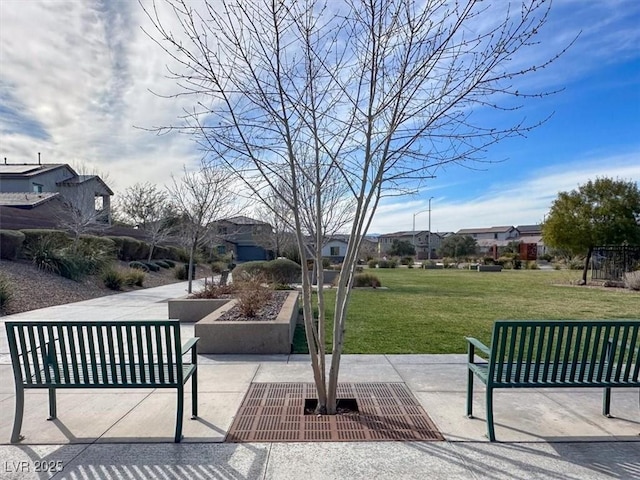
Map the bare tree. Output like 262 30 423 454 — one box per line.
168 162 236 293
118 182 176 260
143 0 568 413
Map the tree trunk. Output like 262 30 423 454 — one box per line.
581 246 593 285
187 241 196 294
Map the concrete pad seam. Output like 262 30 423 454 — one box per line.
97 389 157 442
260 443 274 480
536 388 628 435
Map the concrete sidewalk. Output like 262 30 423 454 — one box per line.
0 281 638 479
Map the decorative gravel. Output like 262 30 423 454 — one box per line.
0 259 205 316
215 291 289 322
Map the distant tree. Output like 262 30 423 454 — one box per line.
118 182 175 261
388 240 416 257
439 235 478 260
542 178 640 284
168 163 237 293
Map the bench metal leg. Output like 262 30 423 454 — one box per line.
466 369 474 418
191 370 198 420
48 387 57 420
602 387 612 417
11 385 25 443
175 386 184 443
486 387 496 442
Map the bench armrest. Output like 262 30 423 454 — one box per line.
181 337 200 356
465 337 491 357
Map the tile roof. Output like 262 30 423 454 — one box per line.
0 192 60 208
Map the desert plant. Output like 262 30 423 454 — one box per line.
162 259 176 268
234 274 273 317
155 260 170 269
74 236 115 274
20 229 71 251
526 261 539 270
191 283 236 299
353 273 381 288
129 261 150 272
141 261 160 272
624 271 640 291
0 273 13 314
174 265 188 280
123 268 146 287
101 268 124 290
0 230 26 260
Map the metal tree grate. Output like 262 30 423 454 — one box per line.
226 383 444 443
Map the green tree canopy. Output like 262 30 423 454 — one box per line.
542 177 640 282
388 239 416 257
438 235 478 259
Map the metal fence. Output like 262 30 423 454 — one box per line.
591 246 640 281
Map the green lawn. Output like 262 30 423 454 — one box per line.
293 268 640 354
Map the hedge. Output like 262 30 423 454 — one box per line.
0 230 25 260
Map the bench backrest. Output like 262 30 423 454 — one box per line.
5 320 184 387
488 320 640 386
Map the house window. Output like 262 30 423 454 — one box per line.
32 183 43 193
217 245 226 255
330 246 340 256
494 233 498 239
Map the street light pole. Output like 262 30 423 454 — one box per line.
428 197 434 260
413 206 430 259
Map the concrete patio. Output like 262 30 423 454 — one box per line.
0 281 638 479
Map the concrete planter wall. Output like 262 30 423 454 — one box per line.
194 291 299 354
168 298 231 323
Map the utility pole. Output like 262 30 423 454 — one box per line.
428 197 434 260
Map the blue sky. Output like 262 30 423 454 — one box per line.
1 0 638 234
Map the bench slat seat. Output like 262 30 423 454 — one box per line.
6 320 199 443
26 363 196 388
466 319 640 441
469 362 637 387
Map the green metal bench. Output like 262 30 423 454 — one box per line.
466 320 640 441
5 320 199 443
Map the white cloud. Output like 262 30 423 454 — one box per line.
369 151 640 234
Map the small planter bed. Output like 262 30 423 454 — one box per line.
168 298 231 323
195 291 299 354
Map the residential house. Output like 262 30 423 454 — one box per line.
0 162 113 224
377 230 442 259
455 226 520 255
214 216 274 262
516 224 547 258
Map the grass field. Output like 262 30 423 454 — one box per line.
293 268 640 354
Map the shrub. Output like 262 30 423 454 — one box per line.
191 283 235 299
108 236 144 261
624 271 640 291
129 261 149 272
123 268 145 287
377 259 397 268
162 259 176 268
74 236 115 274
367 259 378 268
526 261 539 270
353 273 381 288
265 258 302 284
0 230 25 260
568 258 584 270
155 260 170 269
539 253 553 262
234 274 273 317
322 258 331 269
400 256 413 266
142 261 160 272
174 265 188 280
210 261 229 274
21 229 70 252
233 260 267 280
102 268 124 290
0 273 13 313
